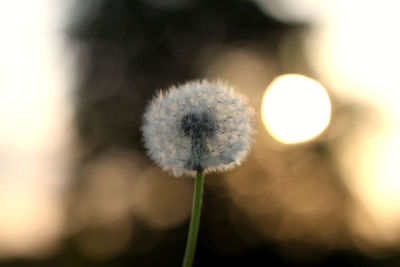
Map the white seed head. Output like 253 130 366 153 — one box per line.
142 80 255 177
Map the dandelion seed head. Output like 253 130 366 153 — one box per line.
142 80 255 177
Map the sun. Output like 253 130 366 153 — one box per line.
262 74 331 144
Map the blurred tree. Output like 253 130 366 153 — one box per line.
69 0 291 154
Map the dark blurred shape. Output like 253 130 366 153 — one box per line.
69 0 290 152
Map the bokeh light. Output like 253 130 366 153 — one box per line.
262 74 331 144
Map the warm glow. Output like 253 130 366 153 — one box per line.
302 0 400 244
0 0 73 258
262 74 331 144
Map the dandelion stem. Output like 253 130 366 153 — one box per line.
182 170 204 267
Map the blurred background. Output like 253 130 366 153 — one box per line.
1 0 400 266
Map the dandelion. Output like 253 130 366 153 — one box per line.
142 79 254 177
142 79 254 267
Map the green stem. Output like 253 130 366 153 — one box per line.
182 170 205 267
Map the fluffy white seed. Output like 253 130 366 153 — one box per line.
142 80 255 177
